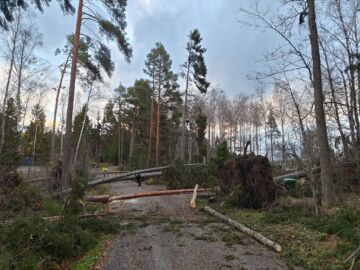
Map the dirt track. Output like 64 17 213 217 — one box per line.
102 181 290 270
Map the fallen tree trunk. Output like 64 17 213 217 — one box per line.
85 188 213 203
89 163 205 185
190 184 199 208
58 172 163 196
87 171 163 187
274 167 320 182
203 206 282 253
110 188 212 202
59 163 206 196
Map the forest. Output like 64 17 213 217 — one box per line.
0 0 359 269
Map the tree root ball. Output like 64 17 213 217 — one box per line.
217 153 277 209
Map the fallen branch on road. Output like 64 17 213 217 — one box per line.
202 206 282 252
85 188 213 203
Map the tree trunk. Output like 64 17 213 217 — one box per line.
0 12 20 155
203 206 281 252
117 97 123 167
62 0 84 190
321 42 349 158
181 58 191 161
51 52 71 163
190 184 199 208
147 94 155 167
16 38 25 114
281 120 285 165
206 122 211 162
156 87 161 167
73 86 92 168
120 124 124 165
307 0 335 207
129 107 137 160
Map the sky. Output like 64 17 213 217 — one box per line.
0 0 282 125
33 0 279 97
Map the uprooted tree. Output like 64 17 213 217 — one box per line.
217 142 278 209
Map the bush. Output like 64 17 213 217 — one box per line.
0 214 121 269
0 175 121 269
0 182 43 218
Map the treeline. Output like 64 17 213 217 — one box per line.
0 9 210 171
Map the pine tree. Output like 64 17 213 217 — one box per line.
0 98 20 167
195 112 207 159
73 105 91 174
181 29 210 161
113 84 127 167
62 0 132 188
101 100 118 164
0 0 74 30
23 104 50 165
144 42 178 166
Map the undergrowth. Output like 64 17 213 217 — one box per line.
214 203 360 270
0 177 121 269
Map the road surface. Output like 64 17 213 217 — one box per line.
102 181 290 270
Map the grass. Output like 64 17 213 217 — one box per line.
70 236 111 270
221 231 247 247
211 203 360 270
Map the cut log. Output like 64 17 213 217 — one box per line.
203 206 282 253
85 189 213 203
190 184 199 208
109 188 212 202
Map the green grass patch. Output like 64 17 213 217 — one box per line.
70 235 112 270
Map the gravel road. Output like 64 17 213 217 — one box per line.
102 181 290 270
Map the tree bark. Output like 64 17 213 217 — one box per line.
147 94 155 167
190 184 199 208
129 107 137 160
73 87 92 168
203 206 281 252
181 58 191 161
307 0 335 207
321 41 349 158
62 0 84 190
110 188 212 202
155 86 161 166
